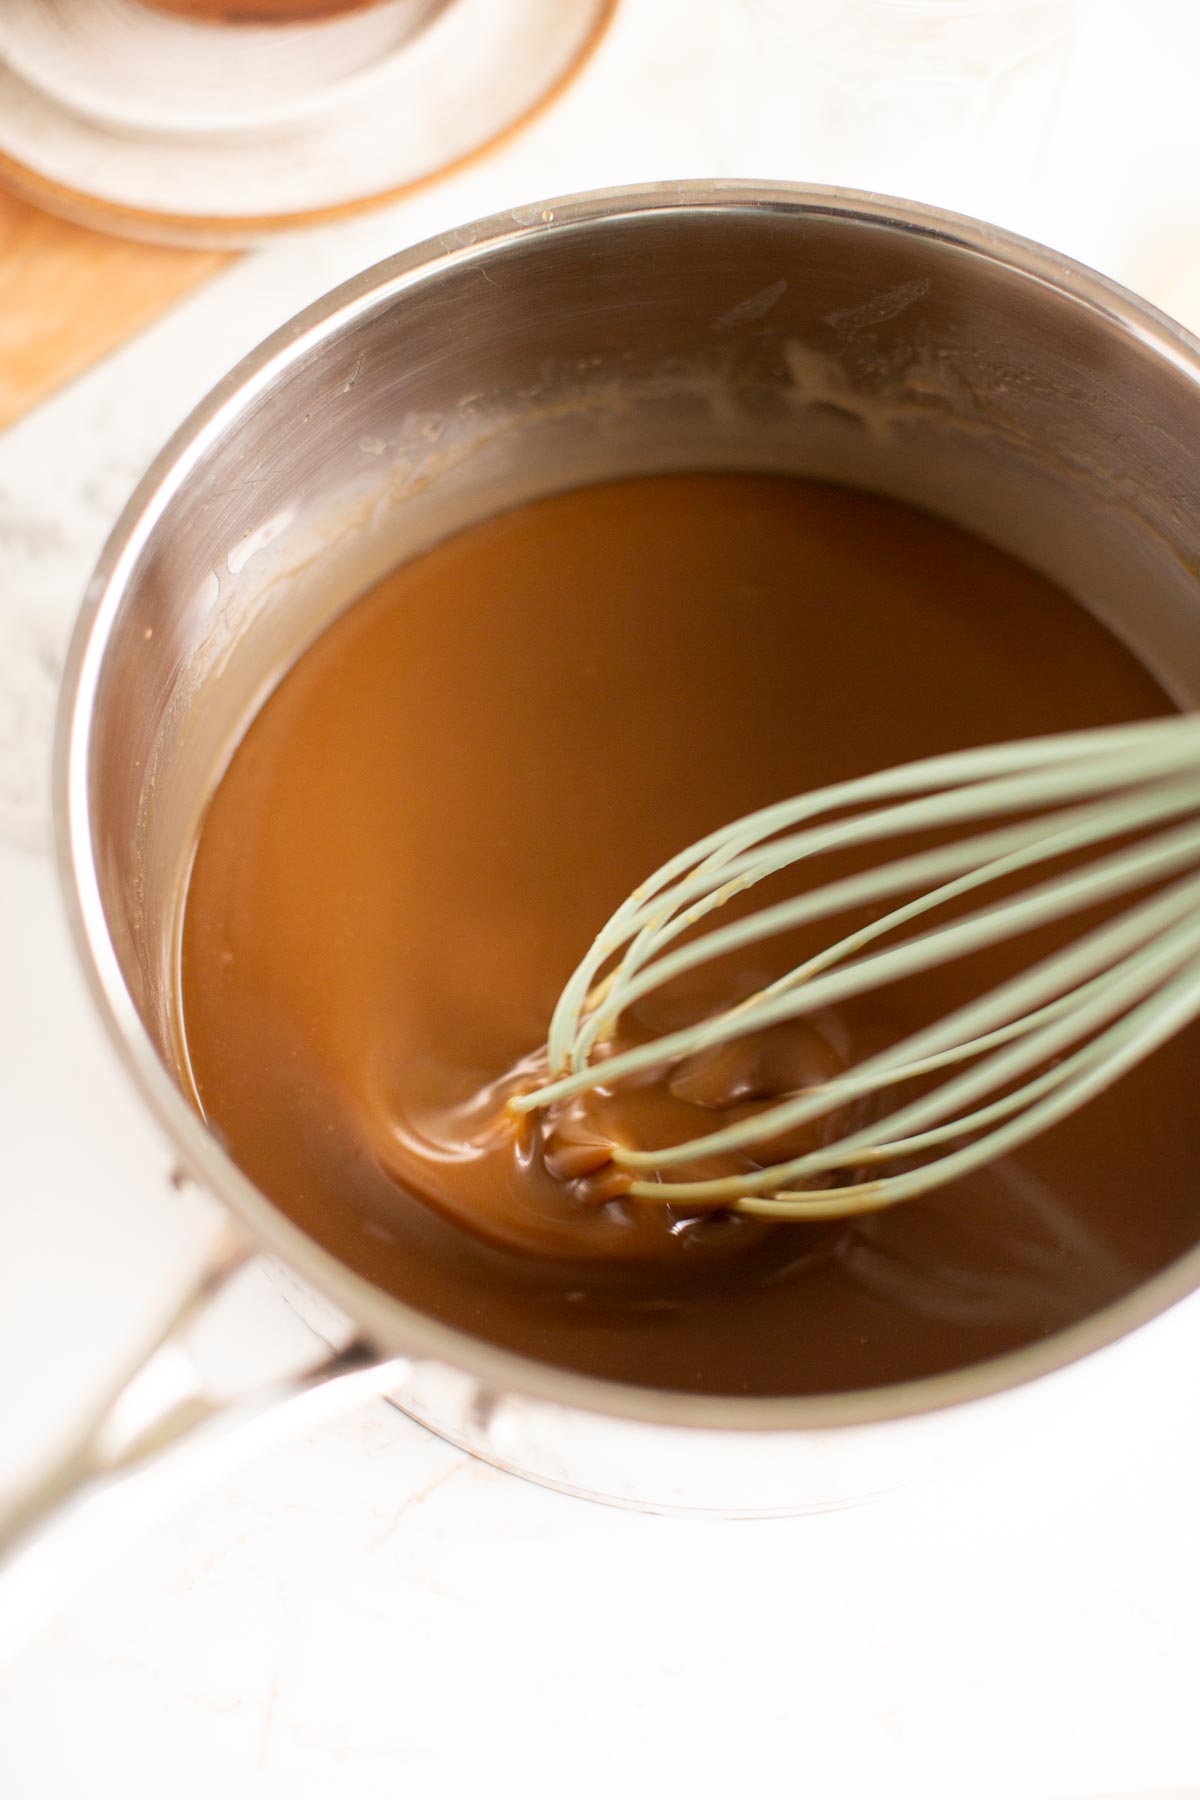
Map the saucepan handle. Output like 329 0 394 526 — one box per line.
0 1221 407 1660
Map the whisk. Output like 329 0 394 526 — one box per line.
509 715 1200 1220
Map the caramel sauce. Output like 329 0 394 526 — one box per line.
138 1 384 22
180 475 1200 1394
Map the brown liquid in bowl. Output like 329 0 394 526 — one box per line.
180 474 1200 1394
137 1 386 22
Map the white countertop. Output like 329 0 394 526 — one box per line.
3 2 1200 1794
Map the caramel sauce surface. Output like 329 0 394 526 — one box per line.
181 475 1200 1394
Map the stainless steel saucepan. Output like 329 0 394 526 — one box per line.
10 184 1200 1595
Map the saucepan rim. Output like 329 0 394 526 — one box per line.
53 178 1200 1433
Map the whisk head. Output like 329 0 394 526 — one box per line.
509 715 1200 1219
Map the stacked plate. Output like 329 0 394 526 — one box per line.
0 0 613 242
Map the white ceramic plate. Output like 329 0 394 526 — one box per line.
0 0 447 138
0 0 614 241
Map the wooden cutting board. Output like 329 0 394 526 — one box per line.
0 189 230 431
